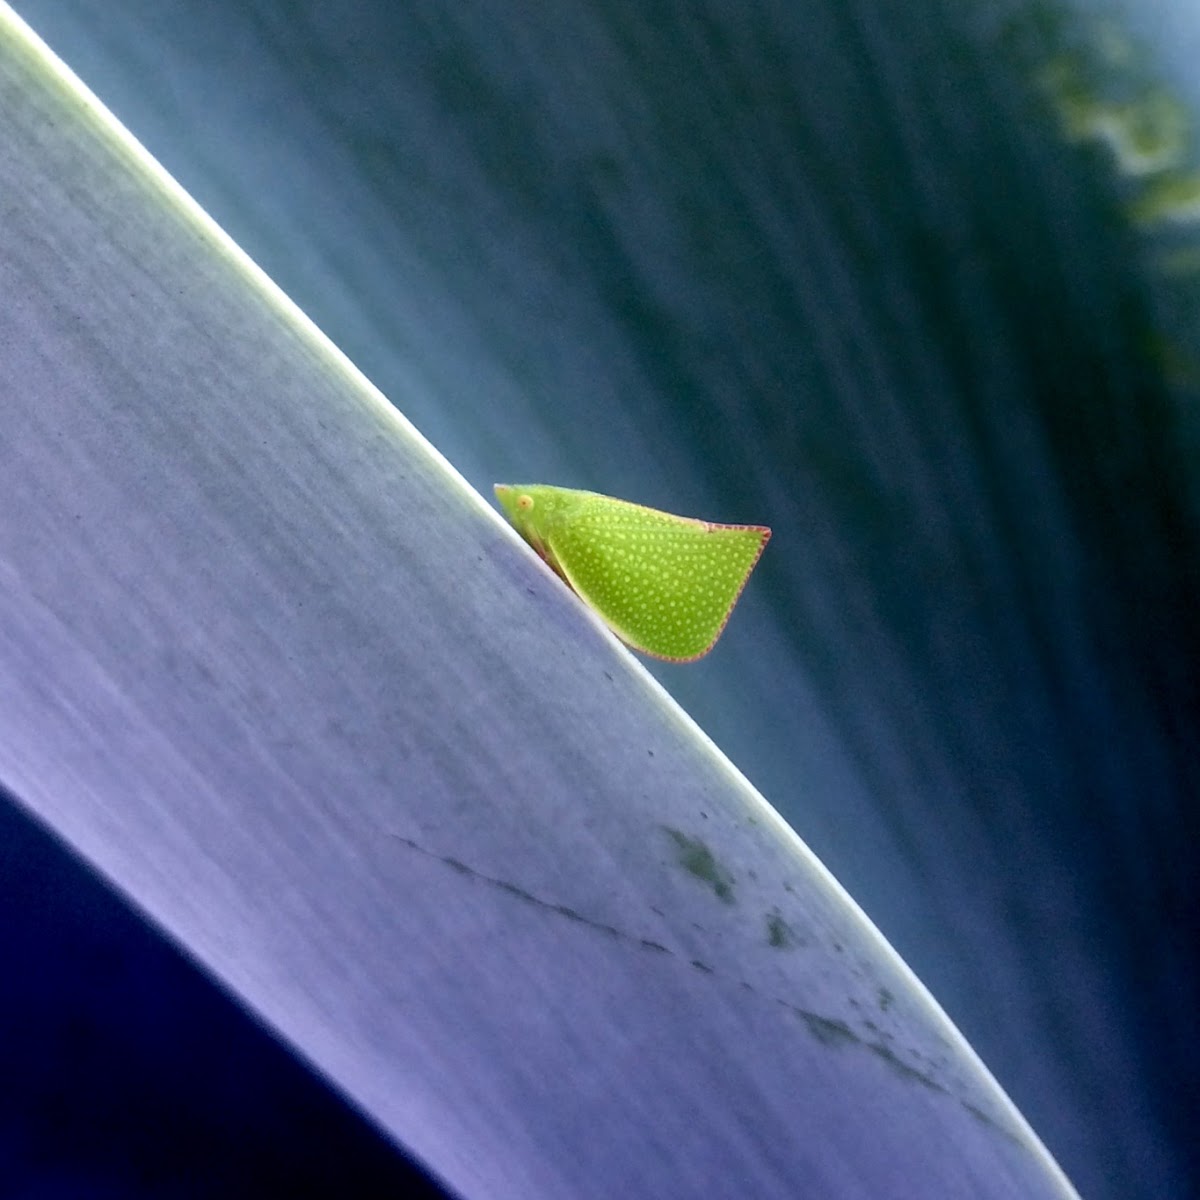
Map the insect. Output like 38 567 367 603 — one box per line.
495 483 770 661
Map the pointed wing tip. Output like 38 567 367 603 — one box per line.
742 524 771 566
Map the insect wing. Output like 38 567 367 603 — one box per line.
546 496 769 661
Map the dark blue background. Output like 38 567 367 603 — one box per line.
0 790 450 1197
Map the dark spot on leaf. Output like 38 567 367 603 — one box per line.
797 1012 858 1049
661 827 736 903
766 911 795 948
640 939 671 954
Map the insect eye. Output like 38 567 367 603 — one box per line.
517 494 534 511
